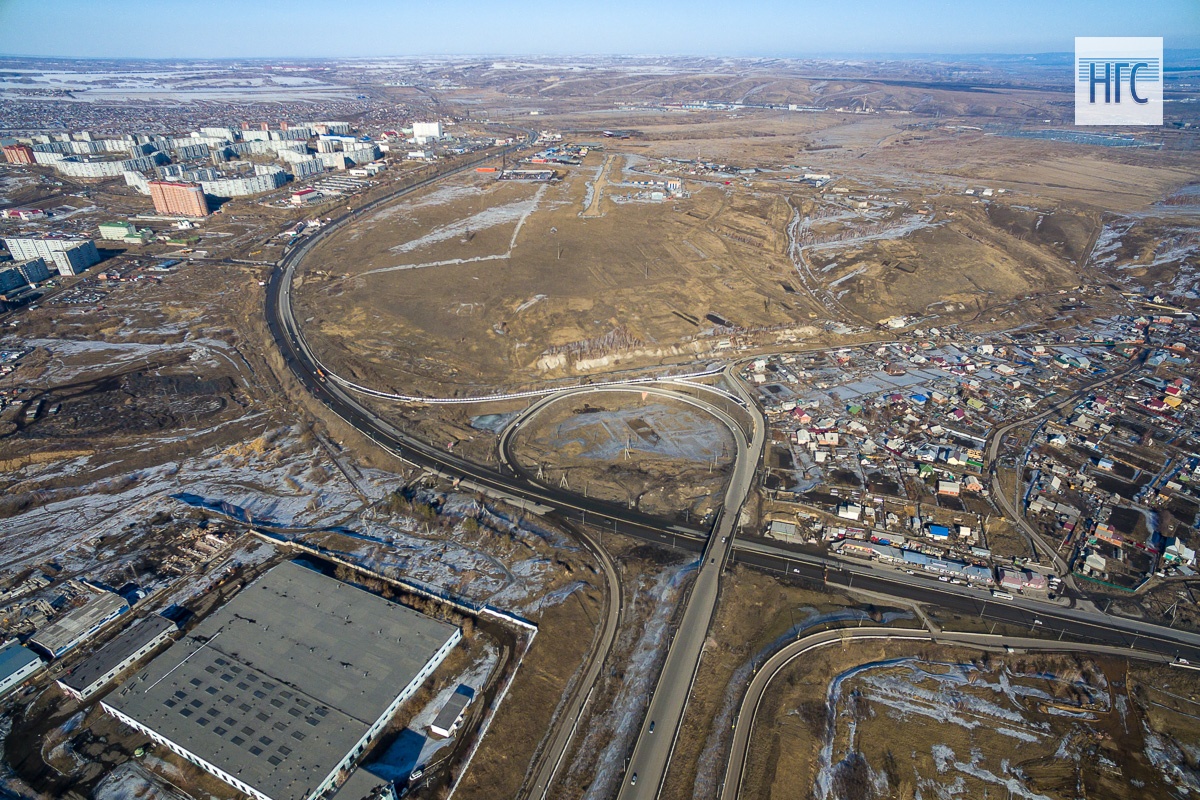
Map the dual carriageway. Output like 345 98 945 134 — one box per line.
264 139 1200 799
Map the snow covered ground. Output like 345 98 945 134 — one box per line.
363 641 500 782
812 657 1119 800
566 559 696 800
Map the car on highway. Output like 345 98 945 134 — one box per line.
649 721 655 733
630 773 637 786
938 575 950 582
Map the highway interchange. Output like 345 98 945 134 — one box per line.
263 141 1200 799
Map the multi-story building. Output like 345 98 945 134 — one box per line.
98 221 137 241
412 121 443 143
97 221 150 245
343 144 380 165
0 267 25 293
123 171 151 195
148 181 210 217
32 151 65 166
199 127 238 142
55 155 163 179
2 144 35 165
290 158 326 179
16 257 50 284
200 168 287 198
3 238 101 276
172 143 210 162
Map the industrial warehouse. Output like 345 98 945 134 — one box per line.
101 561 462 800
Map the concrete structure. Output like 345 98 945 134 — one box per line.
32 150 65 166
56 155 162 178
318 152 349 170
290 158 325 179
342 144 379 165
2 144 35 165
412 121 442 144
200 127 239 142
102 561 460 800
98 221 137 241
0 267 24 293
149 181 210 217
29 592 129 659
0 642 43 698
429 685 473 738
15 257 50 284
123 170 151 194
200 169 287 198
3 237 100 277
329 767 396 800
58 615 175 701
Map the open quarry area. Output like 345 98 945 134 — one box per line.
1 41 1200 800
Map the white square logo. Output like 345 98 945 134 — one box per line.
1075 37 1163 125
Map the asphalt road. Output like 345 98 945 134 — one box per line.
522 520 622 800
262 140 1200 800
983 357 1145 581
730 538 1200 660
719 626 1185 800
493 383 753 799
616 368 766 800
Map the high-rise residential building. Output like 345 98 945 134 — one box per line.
0 268 25 293
15 257 51 284
199 167 287 198
3 238 100 276
148 181 210 217
2 144 35 165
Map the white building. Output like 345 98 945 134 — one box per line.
200 168 288 198
3 237 101 277
0 642 43 698
412 121 442 144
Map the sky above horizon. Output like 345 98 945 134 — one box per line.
0 0 1197 59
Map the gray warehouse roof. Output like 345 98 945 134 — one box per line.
60 615 176 694
105 561 459 800
30 592 129 658
330 766 392 800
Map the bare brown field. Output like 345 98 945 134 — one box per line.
662 564 921 800
510 393 735 519
744 643 1199 800
292 108 1198 396
294 154 828 393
